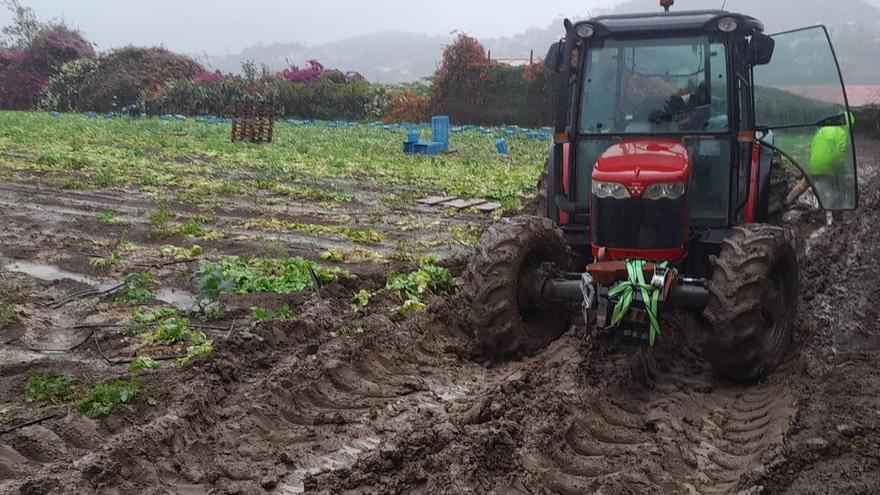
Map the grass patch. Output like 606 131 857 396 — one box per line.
0 113 547 211
77 376 141 417
243 217 385 244
24 371 74 403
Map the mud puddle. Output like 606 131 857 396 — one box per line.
278 437 382 494
4 260 109 289
4 259 197 311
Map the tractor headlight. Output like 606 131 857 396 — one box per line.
717 17 739 32
592 181 631 199
576 24 595 38
643 182 686 200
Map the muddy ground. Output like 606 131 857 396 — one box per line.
1 140 879 495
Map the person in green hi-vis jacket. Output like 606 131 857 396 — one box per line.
786 112 855 207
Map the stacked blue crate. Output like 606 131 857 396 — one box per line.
403 116 450 155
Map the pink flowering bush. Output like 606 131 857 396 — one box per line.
0 25 94 109
191 69 222 85
278 59 323 85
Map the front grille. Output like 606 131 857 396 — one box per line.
591 197 685 249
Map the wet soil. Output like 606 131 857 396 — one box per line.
1 139 879 494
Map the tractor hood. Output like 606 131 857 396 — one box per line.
592 139 690 198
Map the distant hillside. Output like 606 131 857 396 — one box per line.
203 0 880 85
203 32 449 84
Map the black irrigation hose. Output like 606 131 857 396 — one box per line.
71 323 236 331
46 255 202 309
47 283 125 309
307 265 323 299
0 413 61 437
2 322 239 357
4 329 96 353
89 327 185 365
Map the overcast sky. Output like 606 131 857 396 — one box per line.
0 0 623 54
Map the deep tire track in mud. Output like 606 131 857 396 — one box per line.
1 140 878 494
308 142 880 494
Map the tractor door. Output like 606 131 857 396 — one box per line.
754 26 857 210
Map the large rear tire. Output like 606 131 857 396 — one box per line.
703 224 799 382
462 216 571 357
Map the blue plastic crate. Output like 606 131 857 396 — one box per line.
431 116 450 148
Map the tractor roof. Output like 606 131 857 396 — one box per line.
577 10 764 37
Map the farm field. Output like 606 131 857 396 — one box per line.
0 111 879 494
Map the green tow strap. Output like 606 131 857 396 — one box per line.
607 260 666 346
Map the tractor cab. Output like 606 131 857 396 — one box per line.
457 2 859 383
544 5 858 269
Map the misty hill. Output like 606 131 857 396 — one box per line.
204 0 880 85
204 32 449 83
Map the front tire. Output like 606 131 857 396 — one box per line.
703 224 799 382
461 216 571 357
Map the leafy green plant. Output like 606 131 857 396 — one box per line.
195 256 341 302
114 272 159 303
179 339 213 365
159 244 202 261
128 356 161 371
124 307 177 335
320 248 345 263
149 206 174 238
89 251 121 268
149 317 192 344
250 305 294 327
386 263 456 314
353 289 371 309
177 218 206 236
97 211 122 225
77 376 141 417
24 371 74 403
396 299 426 315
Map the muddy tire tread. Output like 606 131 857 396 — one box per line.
703 224 799 381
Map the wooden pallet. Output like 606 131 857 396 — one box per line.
231 100 275 144
417 196 502 212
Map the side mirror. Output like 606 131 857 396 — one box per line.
545 40 564 72
749 33 775 66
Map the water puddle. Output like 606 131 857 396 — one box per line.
156 288 198 310
276 437 381 494
4 260 104 287
4 260 196 310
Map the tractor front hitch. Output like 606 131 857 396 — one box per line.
541 271 708 311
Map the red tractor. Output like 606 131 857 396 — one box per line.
463 3 858 381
